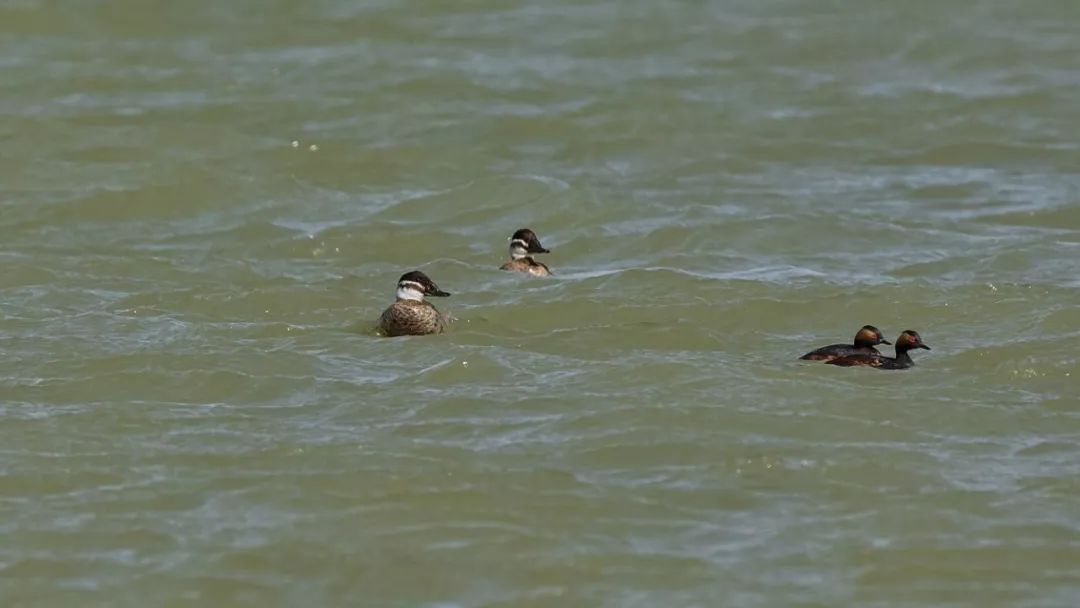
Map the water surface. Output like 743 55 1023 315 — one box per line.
2 0 1080 605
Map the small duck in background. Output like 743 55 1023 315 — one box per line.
500 228 552 277
827 330 930 370
376 270 452 337
800 325 891 362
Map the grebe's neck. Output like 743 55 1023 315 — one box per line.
893 348 913 366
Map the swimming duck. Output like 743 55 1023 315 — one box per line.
827 330 930 370
499 228 552 277
799 325 890 362
376 270 451 337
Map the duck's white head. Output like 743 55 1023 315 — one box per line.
507 228 550 260
395 270 450 301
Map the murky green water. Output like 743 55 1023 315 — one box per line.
3 0 1080 605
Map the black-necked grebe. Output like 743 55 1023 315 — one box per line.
800 325 890 362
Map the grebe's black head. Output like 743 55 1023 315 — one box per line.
396 270 450 301
854 325 890 347
508 228 550 259
895 330 930 351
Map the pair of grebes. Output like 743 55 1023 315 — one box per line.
377 229 931 370
799 325 930 370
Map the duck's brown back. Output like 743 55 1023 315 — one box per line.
500 257 551 277
377 300 446 336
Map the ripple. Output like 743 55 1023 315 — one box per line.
4 0 1080 605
